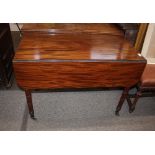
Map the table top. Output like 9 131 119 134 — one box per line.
21 23 124 36
14 32 145 62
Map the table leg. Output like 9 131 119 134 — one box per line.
25 90 35 119
126 96 133 113
130 90 142 113
115 87 129 116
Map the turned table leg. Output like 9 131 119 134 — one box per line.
115 87 130 116
25 90 35 119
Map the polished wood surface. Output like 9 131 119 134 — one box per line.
14 32 146 90
22 23 124 36
14 61 145 89
14 32 144 61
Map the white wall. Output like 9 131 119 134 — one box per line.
141 23 155 63
9 23 23 31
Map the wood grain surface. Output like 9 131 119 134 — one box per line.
13 61 146 89
13 24 146 90
14 32 144 62
21 23 124 36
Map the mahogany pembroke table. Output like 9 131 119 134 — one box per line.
13 24 146 119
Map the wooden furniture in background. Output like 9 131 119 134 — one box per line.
116 23 140 46
21 23 124 36
134 23 148 52
0 23 14 88
129 64 155 112
22 23 144 48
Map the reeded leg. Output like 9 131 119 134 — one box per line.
25 90 35 119
115 87 129 116
130 90 142 113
